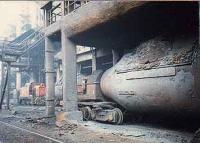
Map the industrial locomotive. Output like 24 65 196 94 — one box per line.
77 34 200 125
19 83 46 105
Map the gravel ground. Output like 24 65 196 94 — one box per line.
0 122 58 143
83 121 192 143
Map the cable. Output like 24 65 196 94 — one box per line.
0 67 8 109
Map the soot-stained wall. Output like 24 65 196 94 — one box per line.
71 2 198 54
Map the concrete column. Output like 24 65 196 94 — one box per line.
61 29 82 121
16 71 21 91
112 49 119 65
16 70 21 103
45 36 55 117
92 48 97 73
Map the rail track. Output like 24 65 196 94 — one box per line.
0 120 63 143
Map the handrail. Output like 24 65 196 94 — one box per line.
17 31 44 51
9 27 43 47
47 1 89 25
0 27 45 61
51 3 61 12
20 35 44 56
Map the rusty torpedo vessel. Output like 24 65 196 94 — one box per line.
101 34 200 117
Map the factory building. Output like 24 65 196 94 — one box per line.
0 1 199 143
40 1 200 122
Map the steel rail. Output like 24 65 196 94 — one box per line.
0 120 63 143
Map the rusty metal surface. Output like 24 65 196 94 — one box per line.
55 70 105 102
115 36 196 73
77 70 104 101
100 35 200 115
20 87 30 97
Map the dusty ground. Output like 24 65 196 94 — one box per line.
0 105 194 143
0 122 58 143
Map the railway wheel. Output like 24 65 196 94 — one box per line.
113 108 123 125
80 106 92 121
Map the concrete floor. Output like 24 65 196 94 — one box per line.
0 105 194 143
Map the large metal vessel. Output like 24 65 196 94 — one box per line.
101 35 200 115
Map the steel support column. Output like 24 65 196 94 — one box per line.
16 70 21 103
61 29 82 121
45 36 55 117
